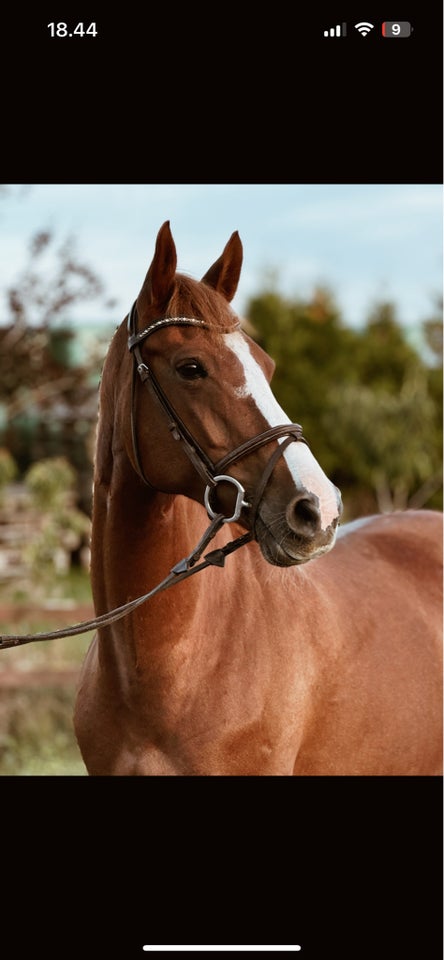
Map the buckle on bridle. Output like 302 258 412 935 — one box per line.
204 475 250 524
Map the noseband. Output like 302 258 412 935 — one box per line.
127 301 306 531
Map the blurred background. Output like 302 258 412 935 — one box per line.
0 183 442 774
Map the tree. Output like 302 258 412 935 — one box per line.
422 299 443 507
324 372 441 513
0 229 116 509
0 448 17 504
24 457 91 584
353 301 423 392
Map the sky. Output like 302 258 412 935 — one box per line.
0 183 442 334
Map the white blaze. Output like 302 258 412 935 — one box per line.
225 332 339 530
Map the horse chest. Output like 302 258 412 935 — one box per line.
80 618 314 775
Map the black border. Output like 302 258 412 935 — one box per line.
2 775 442 958
2 6 442 183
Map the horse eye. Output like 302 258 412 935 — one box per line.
176 360 207 381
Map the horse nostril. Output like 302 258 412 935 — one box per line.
286 493 321 539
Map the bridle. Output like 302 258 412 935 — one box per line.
127 301 306 529
0 303 307 649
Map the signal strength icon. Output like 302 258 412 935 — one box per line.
323 22 347 37
354 21 374 36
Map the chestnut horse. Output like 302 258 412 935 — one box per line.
74 221 442 775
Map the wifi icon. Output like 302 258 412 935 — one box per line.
355 21 375 36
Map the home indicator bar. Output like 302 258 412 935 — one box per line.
142 949 302 953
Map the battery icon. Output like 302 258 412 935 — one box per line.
382 21 412 37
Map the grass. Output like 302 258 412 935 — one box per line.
0 684 88 775
0 569 94 776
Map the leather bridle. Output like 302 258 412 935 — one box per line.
127 300 306 531
0 304 307 649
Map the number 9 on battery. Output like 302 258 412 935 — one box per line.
382 22 412 37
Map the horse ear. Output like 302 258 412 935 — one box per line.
137 221 177 315
201 231 243 302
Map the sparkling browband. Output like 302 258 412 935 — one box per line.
128 317 208 351
127 301 241 352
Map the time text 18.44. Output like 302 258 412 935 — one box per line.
47 23 97 37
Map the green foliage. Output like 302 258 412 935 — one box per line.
324 372 440 512
354 302 422 390
247 284 442 517
0 448 17 492
25 456 76 510
24 457 90 582
423 317 443 364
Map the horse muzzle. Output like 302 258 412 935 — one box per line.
254 487 343 567
203 438 343 568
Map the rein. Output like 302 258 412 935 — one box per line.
0 304 306 650
0 513 252 649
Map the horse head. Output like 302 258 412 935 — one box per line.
117 221 342 566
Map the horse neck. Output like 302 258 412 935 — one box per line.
89 324 262 697
90 357 222 678
92 475 207 596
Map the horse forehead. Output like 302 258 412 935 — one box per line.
225 330 259 368
224 331 280 408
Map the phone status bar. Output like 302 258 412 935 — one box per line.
323 21 412 38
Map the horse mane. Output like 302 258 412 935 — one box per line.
165 273 238 334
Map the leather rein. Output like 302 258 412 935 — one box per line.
0 304 305 649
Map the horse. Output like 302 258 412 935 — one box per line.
73 221 443 775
